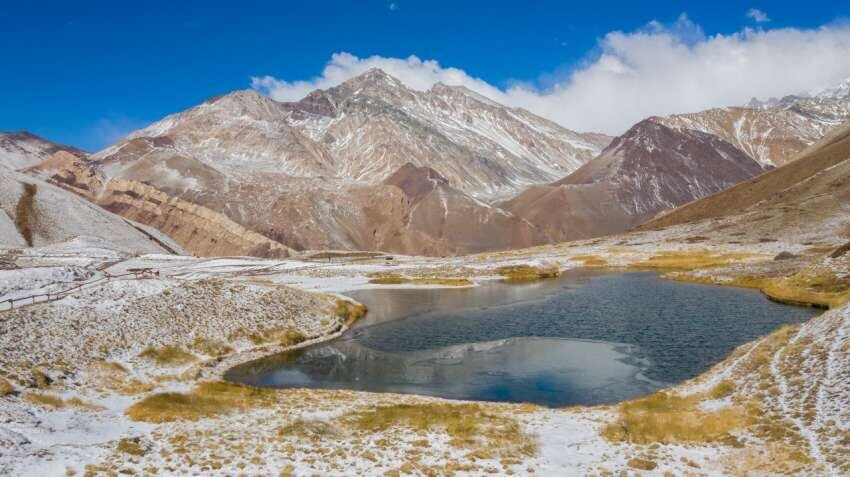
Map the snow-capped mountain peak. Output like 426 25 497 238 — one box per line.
100 68 612 200
815 75 850 100
657 76 850 166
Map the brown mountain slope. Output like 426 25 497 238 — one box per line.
35 152 543 256
501 119 768 242
640 119 850 234
380 163 544 254
34 151 292 257
33 69 602 257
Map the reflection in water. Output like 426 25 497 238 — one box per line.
227 271 819 407
231 336 659 406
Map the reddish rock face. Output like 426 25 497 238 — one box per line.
383 163 449 204
501 119 769 242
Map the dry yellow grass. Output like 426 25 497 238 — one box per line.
345 403 537 458
14 183 37 246
278 329 307 347
238 326 309 347
334 299 367 326
191 337 234 357
0 377 15 396
758 266 850 309
138 345 198 366
601 387 748 445
496 264 561 282
632 250 757 271
368 273 472 286
671 262 850 309
31 367 52 388
117 437 147 456
87 360 154 396
570 255 609 267
708 380 735 399
722 443 813 475
278 418 341 441
126 381 278 423
24 392 102 410
367 274 407 285
627 458 658 471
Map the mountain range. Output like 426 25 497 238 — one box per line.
6 70 850 256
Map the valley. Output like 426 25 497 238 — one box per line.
1 60 849 476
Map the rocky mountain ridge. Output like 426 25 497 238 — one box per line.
109 68 610 200
657 77 850 166
22 70 850 257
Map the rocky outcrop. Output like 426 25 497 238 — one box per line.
98 180 291 258
34 152 291 258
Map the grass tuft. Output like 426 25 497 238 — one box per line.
345 403 537 458
334 300 367 326
125 381 278 423
116 437 147 456
601 390 747 445
632 250 756 271
627 458 658 471
708 381 735 399
87 360 154 396
191 337 234 357
672 261 850 308
138 345 198 366
24 392 102 410
278 329 307 347
278 418 341 441
496 264 560 282
0 377 16 396
31 367 52 388
14 183 37 246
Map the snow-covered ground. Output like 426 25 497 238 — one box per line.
0 228 848 475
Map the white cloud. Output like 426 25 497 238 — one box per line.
251 52 507 104
747 8 771 23
252 16 850 135
388 2 398 11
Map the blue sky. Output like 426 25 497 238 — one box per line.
3 1 850 150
